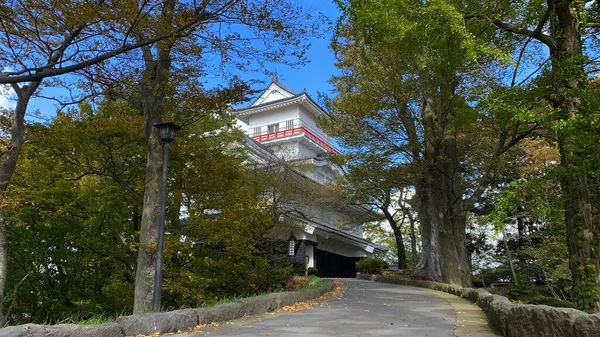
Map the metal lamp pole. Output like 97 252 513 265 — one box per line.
152 122 181 311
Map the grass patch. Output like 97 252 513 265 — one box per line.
55 308 131 326
296 276 329 292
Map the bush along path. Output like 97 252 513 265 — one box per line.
0 279 336 337
358 274 600 337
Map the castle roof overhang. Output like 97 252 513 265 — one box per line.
288 213 388 254
232 93 329 124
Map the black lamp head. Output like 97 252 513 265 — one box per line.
153 122 182 143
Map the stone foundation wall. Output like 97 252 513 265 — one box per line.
0 281 335 337
357 274 600 337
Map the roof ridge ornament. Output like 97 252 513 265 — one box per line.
271 69 278 83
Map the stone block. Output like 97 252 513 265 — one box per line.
507 304 586 337
462 288 477 302
117 309 197 336
476 291 495 311
486 298 512 336
448 284 464 297
265 292 286 311
196 302 245 325
0 323 123 337
575 313 600 337
237 295 275 317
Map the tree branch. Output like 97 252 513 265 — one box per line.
465 13 557 52
3 273 30 322
0 11 212 84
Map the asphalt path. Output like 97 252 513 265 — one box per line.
189 279 457 337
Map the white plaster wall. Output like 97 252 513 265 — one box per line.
299 106 331 142
306 245 315 268
269 142 299 159
299 106 318 129
248 106 299 128
298 143 318 158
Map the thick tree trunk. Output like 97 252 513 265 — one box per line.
415 164 469 286
133 96 164 313
413 90 470 287
413 181 443 282
133 47 173 315
438 137 470 286
550 2 600 313
563 167 600 312
132 0 176 313
0 206 6 325
0 83 38 322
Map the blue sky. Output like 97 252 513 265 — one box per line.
217 0 343 107
1 0 342 118
260 0 342 99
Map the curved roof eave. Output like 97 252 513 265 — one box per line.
233 93 329 119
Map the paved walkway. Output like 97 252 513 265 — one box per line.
185 279 476 337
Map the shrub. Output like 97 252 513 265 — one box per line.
291 261 306 276
307 267 319 276
356 258 387 275
528 295 579 309
285 276 308 291
296 276 328 291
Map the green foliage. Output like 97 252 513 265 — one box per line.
296 276 328 292
573 261 600 313
307 267 319 276
291 262 307 276
528 296 578 310
1 96 292 324
355 258 387 275
363 218 421 268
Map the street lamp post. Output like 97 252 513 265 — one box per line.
152 122 181 311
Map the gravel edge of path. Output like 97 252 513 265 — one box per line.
424 288 500 337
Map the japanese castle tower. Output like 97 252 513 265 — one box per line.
233 76 386 277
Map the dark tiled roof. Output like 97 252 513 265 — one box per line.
273 80 298 96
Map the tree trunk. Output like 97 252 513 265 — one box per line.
133 42 173 315
0 206 6 325
133 94 165 313
407 211 417 267
550 2 600 313
437 140 470 287
502 230 518 285
383 210 407 269
413 180 443 282
413 91 470 287
0 83 39 322
561 144 600 312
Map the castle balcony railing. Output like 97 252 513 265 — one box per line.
248 118 340 155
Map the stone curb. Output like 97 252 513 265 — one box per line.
0 280 336 337
357 274 600 337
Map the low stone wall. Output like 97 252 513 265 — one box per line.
0 280 335 337
357 274 600 337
